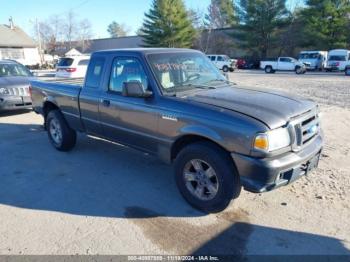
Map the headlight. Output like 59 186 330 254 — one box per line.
254 128 291 152
0 87 9 95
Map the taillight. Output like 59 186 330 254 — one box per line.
29 85 32 99
65 68 77 72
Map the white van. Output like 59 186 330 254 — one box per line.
298 51 328 70
207 55 235 72
56 55 90 78
326 49 350 71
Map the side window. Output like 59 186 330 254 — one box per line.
217 56 224 61
109 57 148 93
78 59 90 66
210 56 216 61
280 58 290 62
85 57 105 89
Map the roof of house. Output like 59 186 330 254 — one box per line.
0 24 37 48
55 36 144 56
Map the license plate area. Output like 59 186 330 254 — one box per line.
302 153 320 175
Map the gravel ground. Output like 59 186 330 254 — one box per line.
231 70 350 108
0 71 349 257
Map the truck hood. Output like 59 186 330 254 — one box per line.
186 86 316 129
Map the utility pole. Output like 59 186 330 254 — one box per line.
36 18 43 65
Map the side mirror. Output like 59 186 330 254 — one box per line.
122 81 153 98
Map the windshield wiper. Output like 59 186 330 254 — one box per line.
173 83 217 91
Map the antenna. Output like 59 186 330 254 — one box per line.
9 16 14 29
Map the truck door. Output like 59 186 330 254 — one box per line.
216 56 225 69
278 57 294 70
98 56 159 153
79 56 106 135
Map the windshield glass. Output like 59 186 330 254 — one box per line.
329 55 346 61
0 63 32 77
58 58 74 67
299 53 320 59
147 52 227 94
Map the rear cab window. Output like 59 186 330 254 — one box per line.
85 57 105 88
57 58 74 67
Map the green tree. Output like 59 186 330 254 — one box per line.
107 21 130 37
235 0 289 58
300 0 350 49
205 0 238 28
141 0 196 48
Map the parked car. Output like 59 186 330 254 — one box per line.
31 48 323 213
326 49 350 72
0 60 34 111
56 55 90 78
260 57 306 74
298 51 328 71
207 54 235 72
236 58 247 69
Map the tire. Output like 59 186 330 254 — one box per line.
229 68 234 72
46 109 77 151
295 66 303 74
174 142 241 213
222 66 229 72
265 66 273 74
345 68 350 76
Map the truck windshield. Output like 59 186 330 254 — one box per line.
299 53 320 59
147 52 227 95
329 56 346 61
0 63 32 77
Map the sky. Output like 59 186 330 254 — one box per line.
0 0 211 39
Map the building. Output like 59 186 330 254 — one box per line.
0 22 41 66
55 36 144 57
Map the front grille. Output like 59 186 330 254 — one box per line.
8 87 29 96
290 109 320 151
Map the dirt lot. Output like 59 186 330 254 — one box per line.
0 71 349 256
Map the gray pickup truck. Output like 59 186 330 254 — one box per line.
31 48 323 213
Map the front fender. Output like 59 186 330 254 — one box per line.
178 125 223 144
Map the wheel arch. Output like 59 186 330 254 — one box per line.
170 133 230 162
43 100 59 118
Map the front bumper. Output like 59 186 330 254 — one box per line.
0 96 32 111
231 134 323 193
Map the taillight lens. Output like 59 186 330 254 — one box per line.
65 68 77 72
29 85 32 98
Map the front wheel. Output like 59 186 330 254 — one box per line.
295 66 304 74
222 66 229 72
174 142 241 213
46 110 77 151
345 67 350 76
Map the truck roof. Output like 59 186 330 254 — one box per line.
93 48 201 55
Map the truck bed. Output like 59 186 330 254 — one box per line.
31 78 83 131
37 77 85 87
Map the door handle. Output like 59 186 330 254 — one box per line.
102 99 110 107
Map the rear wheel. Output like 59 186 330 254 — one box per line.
46 110 76 151
174 142 241 213
265 66 274 73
